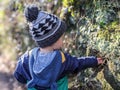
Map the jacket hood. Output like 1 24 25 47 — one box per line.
27 48 62 90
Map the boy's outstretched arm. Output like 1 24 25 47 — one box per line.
61 52 103 74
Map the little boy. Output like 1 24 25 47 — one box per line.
14 5 103 90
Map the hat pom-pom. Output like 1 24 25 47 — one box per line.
24 5 39 22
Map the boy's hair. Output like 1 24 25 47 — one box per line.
24 5 67 48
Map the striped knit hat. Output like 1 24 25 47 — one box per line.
24 5 66 48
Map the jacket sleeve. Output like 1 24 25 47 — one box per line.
61 53 98 74
14 51 30 84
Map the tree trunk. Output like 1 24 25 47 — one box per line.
103 65 120 90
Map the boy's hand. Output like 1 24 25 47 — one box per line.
97 58 103 65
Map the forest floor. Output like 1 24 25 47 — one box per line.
0 54 26 90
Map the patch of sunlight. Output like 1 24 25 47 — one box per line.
17 14 25 23
0 8 5 35
0 24 4 35
1 36 17 60
0 9 4 20
0 0 9 6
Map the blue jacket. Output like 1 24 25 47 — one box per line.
14 47 98 90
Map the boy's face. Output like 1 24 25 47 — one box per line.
52 35 64 49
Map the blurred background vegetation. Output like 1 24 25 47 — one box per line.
0 0 120 90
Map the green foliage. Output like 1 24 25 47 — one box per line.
61 0 120 90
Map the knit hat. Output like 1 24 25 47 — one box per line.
24 5 66 48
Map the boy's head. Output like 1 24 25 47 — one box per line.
24 5 66 48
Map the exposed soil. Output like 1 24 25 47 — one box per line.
0 55 26 90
